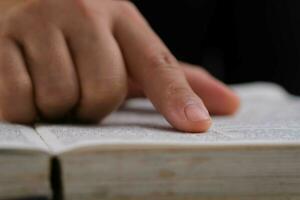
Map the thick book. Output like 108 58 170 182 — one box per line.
1 82 300 200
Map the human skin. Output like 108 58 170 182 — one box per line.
0 0 240 132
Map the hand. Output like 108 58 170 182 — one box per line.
0 0 239 132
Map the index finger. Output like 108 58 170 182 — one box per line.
113 2 211 132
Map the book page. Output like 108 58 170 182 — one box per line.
0 123 48 151
231 82 288 100
36 82 300 153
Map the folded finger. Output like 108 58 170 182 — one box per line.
0 38 36 122
20 27 79 119
65 18 127 122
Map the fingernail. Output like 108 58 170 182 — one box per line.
184 103 210 122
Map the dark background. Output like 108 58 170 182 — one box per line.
132 0 300 95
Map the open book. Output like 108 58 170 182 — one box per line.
1 82 300 200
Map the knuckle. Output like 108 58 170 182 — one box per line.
72 0 105 20
72 0 89 10
37 84 78 115
0 57 32 98
15 79 32 96
72 0 91 15
116 1 139 18
165 82 190 99
0 81 35 124
79 78 127 120
2 76 32 98
2 0 61 39
1 4 40 38
0 73 29 103
117 1 137 11
148 50 179 72
70 0 110 33
83 81 127 108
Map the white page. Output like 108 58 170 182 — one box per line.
0 123 48 151
36 82 300 154
231 81 288 100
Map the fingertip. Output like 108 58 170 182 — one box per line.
210 86 241 115
184 103 210 122
170 117 212 133
184 119 212 133
223 91 241 115
164 99 212 133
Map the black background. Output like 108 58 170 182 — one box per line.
132 0 300 95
